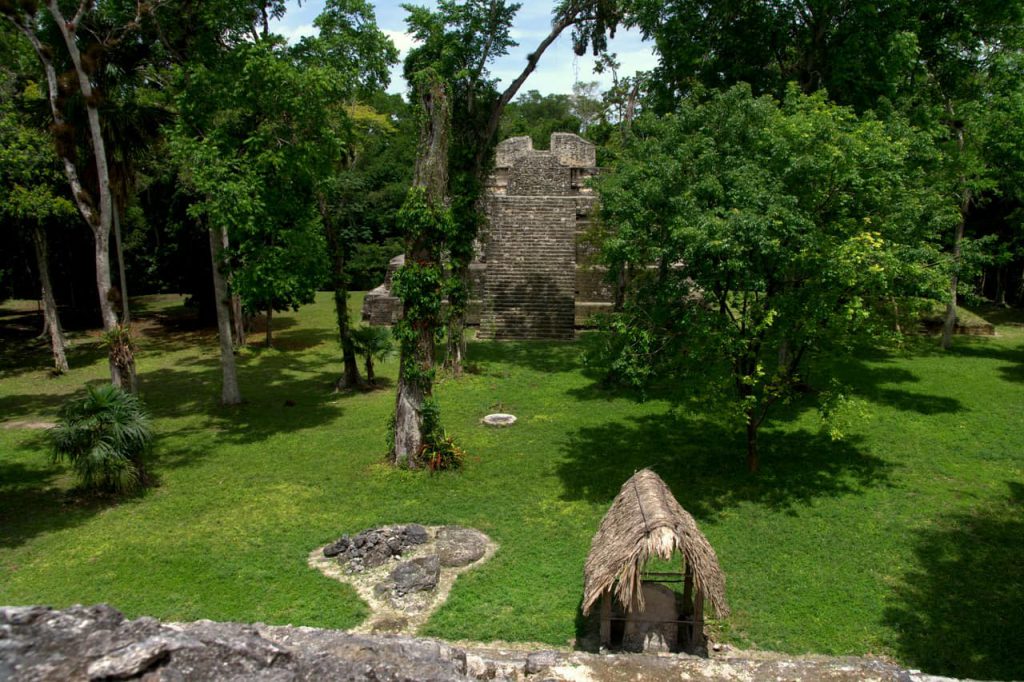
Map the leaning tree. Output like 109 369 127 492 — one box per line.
388 0 622 467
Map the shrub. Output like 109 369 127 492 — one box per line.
417 430 465 472
350 326 394 384
50 385 153 493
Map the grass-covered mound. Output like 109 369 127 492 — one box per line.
1 293 1022 680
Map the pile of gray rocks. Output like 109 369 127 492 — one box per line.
323 524 430 572
319 525 491 608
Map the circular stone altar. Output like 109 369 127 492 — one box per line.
309 524 496 635
482 413 517 427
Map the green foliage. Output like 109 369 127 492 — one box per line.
416 430 465 472
0 73 76 225
595 85 950 462
292 0 398 97
500 90 581 148
50 385 153 494
414 397 464 471
350 326 394 361
628 0 1024 113
351 325 394 383
395 186 456 242
348 239 404 290
169 40 341 316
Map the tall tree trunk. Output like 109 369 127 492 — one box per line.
443 264 468 375
219 227 246 347
746 416 759 474
942 190 971 350
265 307 273 347
439 11 584 376
334 288 362 390
392 74 450 467
209 226 242 405
941 110 972 351
365 356 376 385
444 313 466 376
230 296 246 347
31 225 69 373
320 197 362 390
996 266 1007 306
113 201 130 324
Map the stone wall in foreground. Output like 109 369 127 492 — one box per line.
1 605 952 682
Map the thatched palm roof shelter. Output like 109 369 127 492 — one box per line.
582 469 729 627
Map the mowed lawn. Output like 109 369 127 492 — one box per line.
1 293 1022 680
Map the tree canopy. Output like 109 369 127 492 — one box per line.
595 85 951 470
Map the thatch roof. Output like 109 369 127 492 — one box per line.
582 469 729 617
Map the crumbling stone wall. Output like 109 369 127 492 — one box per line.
480 196 579 339
0 605 951 681
361 133 613 339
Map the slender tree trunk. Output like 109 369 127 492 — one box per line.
113 201 130 324
320 197 362 390
334 288 362 390
613 262 629 312
219 227 246 347
942 193 970 350
65 9 133 390
95 229 137 391
230 296 246 346
444 314 466 376
31 225 69 373
365 357 375 385
996 267 1007 306
942 111 972 351
746 416 759 474
392 74 450 467
209 226 242 405
265 307 273 347
443 262 468 376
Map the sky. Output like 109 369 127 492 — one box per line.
272 1 660 97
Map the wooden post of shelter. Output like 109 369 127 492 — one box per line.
599 592 612 648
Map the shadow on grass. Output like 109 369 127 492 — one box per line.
947 341 1024 385
0 392 72 421
558 412 891 519
0 444 114 550
467 335 601 376
135 350 354 470
883 481 1024 680
0 331 107 381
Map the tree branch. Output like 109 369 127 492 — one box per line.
475 12 578 167
71 0 90 28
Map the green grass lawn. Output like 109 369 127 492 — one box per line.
1 293 1022 679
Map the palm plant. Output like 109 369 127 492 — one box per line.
51 385 153 493
350 326 394 385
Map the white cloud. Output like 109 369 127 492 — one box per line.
280 22 317 45
383 29 420 58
